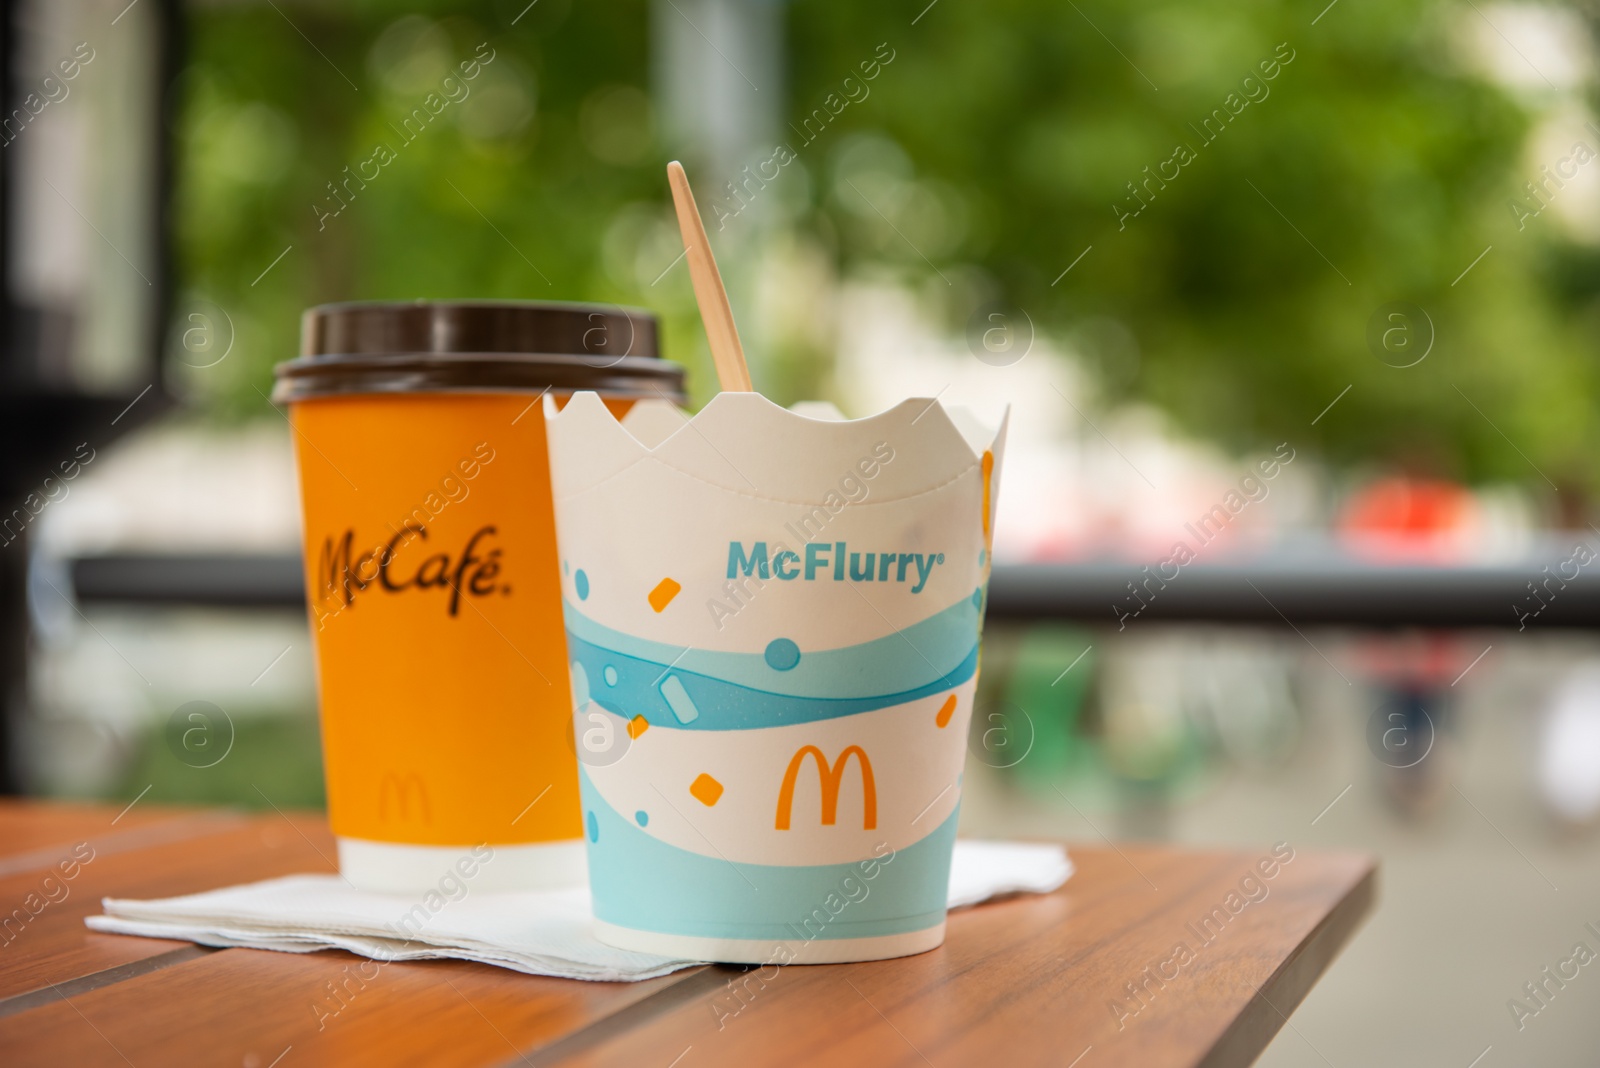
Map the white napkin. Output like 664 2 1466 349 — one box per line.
86 840 1071 982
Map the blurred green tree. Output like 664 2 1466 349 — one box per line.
786 0 1591 488
174 0 715 416
174 0 1594 490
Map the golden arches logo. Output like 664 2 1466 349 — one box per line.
775 745 877 830
378 772 432 824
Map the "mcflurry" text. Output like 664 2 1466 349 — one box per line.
727 541 945 594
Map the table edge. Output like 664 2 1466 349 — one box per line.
1195 856 1379 1068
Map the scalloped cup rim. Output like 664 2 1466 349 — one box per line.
545 389 1006 459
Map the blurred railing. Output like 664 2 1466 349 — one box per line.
67 549 1600 628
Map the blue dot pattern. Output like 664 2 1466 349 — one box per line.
575 569 590 600
764 638 801 671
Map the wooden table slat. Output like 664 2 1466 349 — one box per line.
0 802 1376 1068
0 807 319 999
0 940 700 1068
0 801 220 873
510 846 1374 1068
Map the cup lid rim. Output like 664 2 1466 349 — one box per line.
279 299 683 402
271 350 687 404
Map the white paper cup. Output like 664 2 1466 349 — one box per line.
546 392 1007 963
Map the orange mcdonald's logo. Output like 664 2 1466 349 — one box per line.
775 745 876 830
378 772 432 824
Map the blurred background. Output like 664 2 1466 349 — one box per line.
7 0 1600 1063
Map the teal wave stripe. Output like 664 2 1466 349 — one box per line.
563 591 979 735
566 586 982 694
568 630 976 731
580 768 956 940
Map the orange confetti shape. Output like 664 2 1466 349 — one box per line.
628 715 650 740
936 693 958 728
689 772 724 807
649 577 682 613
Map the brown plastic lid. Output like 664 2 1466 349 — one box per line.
272 300 685 403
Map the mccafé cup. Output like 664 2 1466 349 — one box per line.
273 301 684 893
545 391 1008 962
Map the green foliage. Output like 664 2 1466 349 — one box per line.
176 0 718 416
786 0 1591 483
112 713 326 810
175 0 1596 486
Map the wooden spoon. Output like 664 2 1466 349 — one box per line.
667 160 754 392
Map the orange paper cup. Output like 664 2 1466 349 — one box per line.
274 301 684 893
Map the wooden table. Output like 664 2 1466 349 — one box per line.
0 800 1374 1067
